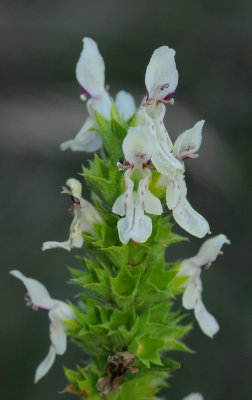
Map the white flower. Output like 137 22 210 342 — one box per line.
138 108 209 238
9 270 75 382
145 112 208 238
60 37 111 152
115 90 136 121
42 178 101 251
112 125 162 244
145 45 178 105
177 234 230 337
182 393 204 400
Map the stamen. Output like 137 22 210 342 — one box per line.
143 163 156 170
142 98 154 107
156 98 174 107
117 161 134 171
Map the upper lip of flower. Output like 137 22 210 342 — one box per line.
145 45 178 104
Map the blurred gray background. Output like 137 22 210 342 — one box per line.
1 1 251 399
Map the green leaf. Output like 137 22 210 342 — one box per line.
101 245 129 268
130 334 163 367
110 265 140 307
149 357 180 372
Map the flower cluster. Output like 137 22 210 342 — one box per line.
61 37 210 242
58 36 230 336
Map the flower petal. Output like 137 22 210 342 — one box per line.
166 176 180 209
42 241 72 251
60 117 102 153
151 112 183 175
117 201 152 245
9 270 55 310
115 90 136 121
194 299 219 338
144 103 173 152
76 37 106 98
42 212 83 252
173 120 205 160
79 202 101 238
145 46 178 101
88 96 111 120
182 393 204 400
138 169 162 215
112 170 134 216
193 234 230 267
34 345 56 383
50 300 75 321
173 196 210 238
49 316 67 355
122 126 154 166
182 277 202 310
63 178 83 200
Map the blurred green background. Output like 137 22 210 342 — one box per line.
1 1 251 399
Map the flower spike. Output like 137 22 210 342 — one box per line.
9 270 75 382
177 234 230 337
42 178 101 251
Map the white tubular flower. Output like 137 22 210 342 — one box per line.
112 125 162 244
42 178 101 252
115 90 136 121
141 45 208 238
9 270 75 383
182 394 204 400
145 45 178 104
177 234 230 338
143 117 209 238
60 37 111 152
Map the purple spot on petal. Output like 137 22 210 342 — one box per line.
142 201 145 210
141 191 144 195
126 194 128 198
78 82 92 98
163 88 176 100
